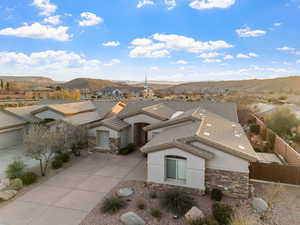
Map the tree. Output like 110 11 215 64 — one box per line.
23 123 72 176
266 106 300 137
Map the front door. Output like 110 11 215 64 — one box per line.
134 123 149 146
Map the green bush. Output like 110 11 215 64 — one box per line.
9 178 23 190
250 124 260 134
119 144 136 155
160 189 195 216
5 160 26 179
55 153 70 163
101 196 127 214
188 216 219 225
51 159 63 169
136 200 146 210
212 202 233 225
150 208 162 219
211 189 223 201
20 172 38 185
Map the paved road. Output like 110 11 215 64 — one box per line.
0 151 146 225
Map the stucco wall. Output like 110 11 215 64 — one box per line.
120 128 129 148
0 127 24 149
148 128 162 141
191 141 249 173
35 110 64 120
147 147 205 190
88 125 119 138
124 113 162 143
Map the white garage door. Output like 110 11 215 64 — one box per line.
0 128 23 150
97 130 109 149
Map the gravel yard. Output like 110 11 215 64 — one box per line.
80 180 300 225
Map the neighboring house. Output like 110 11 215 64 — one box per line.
98 86 144 98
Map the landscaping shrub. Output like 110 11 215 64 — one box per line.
136 200 146 210
9 178 23 190
149 191 157 199
150 208 162 219
55 153 70 163
20 172 38 185
211 188 223 201
160 189 195 216
5 160 26 179
119 144 136 155
101 196 127 214
212 202 233 225
188 216 219 225
51 159 63 169
249 124 260 134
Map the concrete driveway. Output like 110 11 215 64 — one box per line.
0 151 147 225
0 145 40 179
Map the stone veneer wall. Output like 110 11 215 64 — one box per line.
109 137 120 154
88 136 96 149
205 168 249 198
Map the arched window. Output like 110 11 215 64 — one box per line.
165 155 187 183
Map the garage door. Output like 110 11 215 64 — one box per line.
97 130 109 149
0 128 23 150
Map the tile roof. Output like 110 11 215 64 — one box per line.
141 107 257 162
61 111 101 126
5 105 44 122
89 116 130 131
0 110 27 130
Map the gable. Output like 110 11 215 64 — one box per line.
34 109 64 120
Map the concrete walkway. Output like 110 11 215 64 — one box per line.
0 151 146 225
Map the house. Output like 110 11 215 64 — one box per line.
0 100 257 198
87 100 256 198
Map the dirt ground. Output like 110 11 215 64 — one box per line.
80 180 300 225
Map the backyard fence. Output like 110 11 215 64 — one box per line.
249 162 300 185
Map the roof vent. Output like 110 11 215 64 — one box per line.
204 132 210 136
238 145 245 150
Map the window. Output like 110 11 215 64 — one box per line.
165 156 187 183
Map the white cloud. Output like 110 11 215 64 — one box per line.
236 26 266 37
297 59 300 64
33 0 57 16
102 41 120 47
173 60 188 64
248 52 258 57
224 54 234 60
150 66 160 71
295 51 300 55
79 12 103 27
136 0 155 8
202 59 222 63
236 52 257 59
43 15 60 25
165 0 176 10
129 33 232 58
131 38 153 45
0 23 71 41
273 22 282 27
129 34 232 59
198 52 220 58
277 46 295 51
189 0 235 10
104 59 121 66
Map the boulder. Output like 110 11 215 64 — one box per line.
0 179 10 191
117 188 134 197
120 212 145 225
0 190 17 201
185 206 205 221
252 197 268 213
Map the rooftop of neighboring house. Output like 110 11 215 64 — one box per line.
0 110 27 130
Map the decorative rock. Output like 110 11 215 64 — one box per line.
117 188 134 197
252 197 268 213
0 190 17 201
0 179 10 191
185 206 205 221
120 212 145 225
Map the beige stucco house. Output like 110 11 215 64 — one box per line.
0 100 257 198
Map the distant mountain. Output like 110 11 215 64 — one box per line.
61 78 124 90
0 76 56 88
164 76 300 94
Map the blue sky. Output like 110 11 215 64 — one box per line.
0 0 300 81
